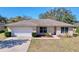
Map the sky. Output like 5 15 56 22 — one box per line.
0 7 79 20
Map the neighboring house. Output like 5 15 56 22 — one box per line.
6 19 74 37
73 23 79 33
0 22 5 31
74 23 79 27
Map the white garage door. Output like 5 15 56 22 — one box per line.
11 27 32 37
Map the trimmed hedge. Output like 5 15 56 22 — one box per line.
0 30 5 33
73 33 78 37
32 32 37 37
44 33 52 37
5 32 11 37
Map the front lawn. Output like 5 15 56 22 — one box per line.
28 37 79 52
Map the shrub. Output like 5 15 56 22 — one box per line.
0 30 5 33
76 27 79 34
73 33 78 37
5 32 11 37
44 33 52 37
32 32 37 37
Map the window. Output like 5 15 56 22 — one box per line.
61 27 68 33
65 27 68 33
40 27 47 33
61 27 64 33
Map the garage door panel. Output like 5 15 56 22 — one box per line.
12 29 32 33
11 28 33 37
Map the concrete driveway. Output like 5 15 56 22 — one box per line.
0 37 31 52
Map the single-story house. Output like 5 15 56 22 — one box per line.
73 23 79 33
6 19 74 37
0 22 5 31
74 23 79 27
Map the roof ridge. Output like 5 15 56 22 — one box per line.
6 19 74 27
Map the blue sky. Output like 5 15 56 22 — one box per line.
0 7 79 20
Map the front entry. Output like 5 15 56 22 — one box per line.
54 27 56 35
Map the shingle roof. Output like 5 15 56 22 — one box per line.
6 19 74 27
6 20 37 26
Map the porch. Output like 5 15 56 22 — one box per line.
36 26 57 36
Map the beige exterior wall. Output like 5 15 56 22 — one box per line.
8 26 73 36
47 27 54 34
56 27 73 36
68 27 73 36
56 27 61 35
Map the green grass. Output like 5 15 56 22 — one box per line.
0 33 7 40
28 37 79 52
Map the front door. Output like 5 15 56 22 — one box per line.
54 27 56 35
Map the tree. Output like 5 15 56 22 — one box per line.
0 16 7 23
39 8 76 24
8 16 32 23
